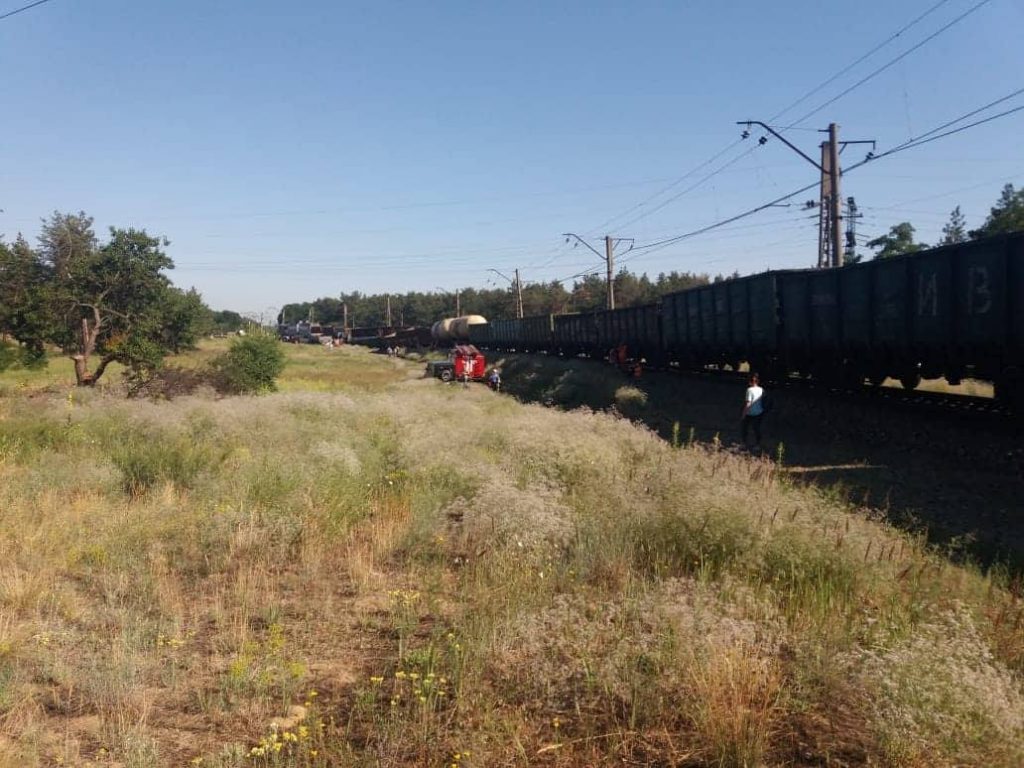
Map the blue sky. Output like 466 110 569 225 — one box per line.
1 0 1023 315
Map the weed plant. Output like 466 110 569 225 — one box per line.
0 343 1019 766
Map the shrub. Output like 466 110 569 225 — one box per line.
212 334 286 394
111 432 221 496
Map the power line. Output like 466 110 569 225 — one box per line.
615 92 1024 269
767 0 954 125
0 0 53 21
887 87 1024 152
611 145 761 231
575 0 972 241
617 181 820 263
584 138 748 235
785 0 993 128
874 104 1024 158
552 204 814 284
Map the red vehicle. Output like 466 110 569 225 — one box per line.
425 344 487 382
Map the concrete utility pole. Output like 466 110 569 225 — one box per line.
487 269 525 318
515 269 524 319
828 123 842 268
562 233 633 310
604 236 615 310
342 302 348 331
456 290 461 317
817 141 833 269
738 120 874 269
384 294 392 326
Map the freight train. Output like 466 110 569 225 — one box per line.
468 231 1024 410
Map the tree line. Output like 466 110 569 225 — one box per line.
288 183 1024 329
281 270 716 329
860 183 1024 261
0 212 224 385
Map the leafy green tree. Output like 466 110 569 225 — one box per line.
56 227 183 385
0 236 53 367
867 222 928 259
940 205 968 245
38 211 97 278
211 310 246 334
160 288 212 352
970 184 1024 238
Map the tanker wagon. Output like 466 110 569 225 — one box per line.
431 314 488 345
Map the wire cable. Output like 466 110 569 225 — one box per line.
575 0 969 239
785 0 993 128
611 91 1024 271
0 0 53 21
767 0 954 124
584 138 747 235
611 145 761 232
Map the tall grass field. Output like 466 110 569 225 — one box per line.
0 342 1020 766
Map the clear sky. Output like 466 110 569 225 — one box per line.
1 0 1023 316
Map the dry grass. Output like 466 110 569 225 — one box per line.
0 343 1020 766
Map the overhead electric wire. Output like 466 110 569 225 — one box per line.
609 145 761 231
885 86 1024 152
766 0 954 124
574 0 976 245
583 138 748 236
0 0 53 21
869 104 1024 159
615 181 820 263
552 199 816 284
606 91 1024 271
770 0 950 124
784 0 993 128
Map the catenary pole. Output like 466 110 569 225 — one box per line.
828 123 843 267
605 236 615 310
515 269 524 318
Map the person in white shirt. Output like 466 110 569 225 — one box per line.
742 373 765 449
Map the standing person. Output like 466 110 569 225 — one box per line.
741 373 765 450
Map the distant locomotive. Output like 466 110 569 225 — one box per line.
469 231 1024 411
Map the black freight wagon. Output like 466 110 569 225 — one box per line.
834 231 1024 394
485 318 523 351
467 321 491 348
520 314 555 351
553 312 602 357
662 274 779 372
756 232 1024 395
596 304 663 364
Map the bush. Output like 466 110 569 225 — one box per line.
213 334 286 394
0 340 46 372
111 433 219 496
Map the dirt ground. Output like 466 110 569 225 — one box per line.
497 354 1024 573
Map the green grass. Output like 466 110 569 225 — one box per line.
0 343 1020 767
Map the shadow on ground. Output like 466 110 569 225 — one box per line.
493 352 1024 573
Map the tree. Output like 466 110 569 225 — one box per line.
38 211 97 278
970 184 1024 239
0 236 53 367
160 288 212 352
866 222 927 260
57 227 182 385
940 205 968 245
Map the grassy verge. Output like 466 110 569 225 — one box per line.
0 344 1020 766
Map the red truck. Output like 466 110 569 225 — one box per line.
425 344 487 383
